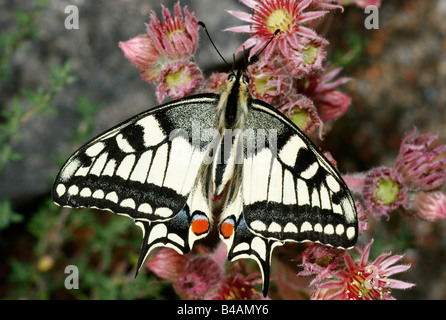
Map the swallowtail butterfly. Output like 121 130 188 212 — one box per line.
52 69 358 297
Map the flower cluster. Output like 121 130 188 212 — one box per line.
344 128 446 221
120 0 354 138
301 239 414 300
117 1 446 300
146 243 266 300
225 0 354 137
119 3 203 103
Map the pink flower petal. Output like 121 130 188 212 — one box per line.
239 0 258 9
376 254 403 270
382 264 412 277
223 25 253 34
359 239 373 266
226 10 253 23
299 11 328 23
296 0 312 11
295 26 319 39
386 278 415 290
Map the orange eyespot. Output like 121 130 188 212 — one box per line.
220 218 235 239
191 215 209 236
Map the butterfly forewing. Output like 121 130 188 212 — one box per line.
52 94 219 263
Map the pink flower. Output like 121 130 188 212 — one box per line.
313 239 414 300
277 94 323 138
277 37 328 78
119 34 161 83
362 167 409 220
146 3 199 60
394 128 446 191
203 72 229 93
297 243 345 286
119 34 160 70
146 248 188 281
309 0 344 10
413 191 446 222
204 273 266 300
225 0 328 60
296 67 352 121
175 254 225 299
247 59 293 104
155 61 204 103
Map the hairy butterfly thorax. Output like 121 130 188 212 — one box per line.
52 25 358 297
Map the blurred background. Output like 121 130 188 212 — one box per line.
0 0 445 299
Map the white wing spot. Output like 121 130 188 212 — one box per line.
324 224 334 235
167 233 185 247
121 198 136 209
346 226 355 240
85 142 105 157
251 237 266 260
92 189 105 199
301 221 313 232
326 175 341 193
80 187 92 197
301 162 319 180
60 159 81 181
279 135 307 167
105 191 119 203
56 184 66 197
341 198 356 223
154 207 173 218
116 133 136 153
137 115 165 147
138 203 153 214
336 224 345 235
314 223 323 232
284 222 298 233
267 222 282 233
233 242 250 253
250 220 267 232
148 224 168 244
68 185 79 196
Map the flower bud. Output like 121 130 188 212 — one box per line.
413 191 446 222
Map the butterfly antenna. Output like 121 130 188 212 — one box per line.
248 29 280 66
199 21 229 67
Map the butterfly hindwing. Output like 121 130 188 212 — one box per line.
219 99 358 293
52 94 219 267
